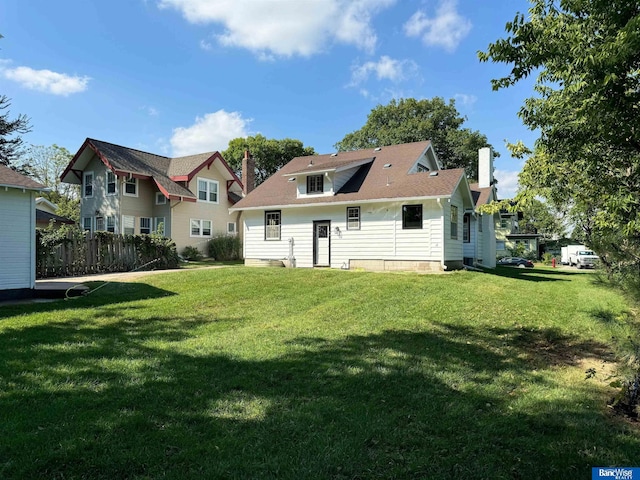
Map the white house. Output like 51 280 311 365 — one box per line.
0 164 47 300
231 141 497 271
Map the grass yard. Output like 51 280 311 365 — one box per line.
0 267 638 479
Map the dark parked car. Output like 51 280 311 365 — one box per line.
497 257 534 268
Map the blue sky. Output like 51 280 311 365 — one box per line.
2 0 538 198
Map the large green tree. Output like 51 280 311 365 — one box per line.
334 97 496 179
479 1 640 234
223 134 316 186
20 144 80 221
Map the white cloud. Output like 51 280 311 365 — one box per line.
454 93 477 107
494 169 520 200
350 55 418 86
403 0 471 52
158 0 395 57
1 64 90 96
170 110 251 156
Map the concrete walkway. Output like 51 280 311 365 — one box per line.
0 266 231 306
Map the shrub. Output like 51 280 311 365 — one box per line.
541 252 554 265
181 245 202 261
208 235 242 261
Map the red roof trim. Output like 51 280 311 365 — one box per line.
169 152 244 190
168 195 197 203
60 138 91 181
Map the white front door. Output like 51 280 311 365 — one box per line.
314 221 330 266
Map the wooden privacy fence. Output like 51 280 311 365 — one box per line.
36 230 179 279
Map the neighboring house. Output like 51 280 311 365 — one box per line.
0 164 47 300
61 138 244 254
231 142 498 271
35 197 75 229
495 209 541 258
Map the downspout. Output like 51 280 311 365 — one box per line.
437 198 447 271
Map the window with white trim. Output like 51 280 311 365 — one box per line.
306 175 323 194
265 211 281 240
197 178 219 203
83 216 92 233
154 217 165 235
106 216 116 233
227 222 236 235
451 205 458 240
347 207 360 230
106 171 117 195
190 219 212 237
140 217 151 235
83 172 94 198
156 192 167 205
95 216 105 231
124 177 138 196
463 213 470 243
122 215 135 235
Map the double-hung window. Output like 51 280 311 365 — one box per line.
451 205 459 240
83 172 94 198
306 175 323 194
140 217 151 235
402 205 422 229
122 215 135 235
190 219 212 237
106 171 117 195
265 211 281 240
83 217 92 233
463 213 470 243
124 177 138 196
154 217 165 235
156 192 167 205
347 207 360 230
106 216 116 233
95 216 105 232
197 178 219 203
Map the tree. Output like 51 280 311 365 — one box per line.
20 144 80 221
479 1 640 236
0 95 31 168
518 197 566 239
480 3 640 413
223 134 316 186
334 97 496 179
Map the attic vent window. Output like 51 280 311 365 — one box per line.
383 163 392 169
417 163 429 173
374 147 382 151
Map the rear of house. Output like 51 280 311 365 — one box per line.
232 142 497 271
0 165 46 300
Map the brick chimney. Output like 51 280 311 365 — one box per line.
478 147 494 188
242 150 256 196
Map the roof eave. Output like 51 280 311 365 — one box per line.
230 194 452 213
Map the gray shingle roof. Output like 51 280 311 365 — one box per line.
0 164 47 190
69 139 240 201
232 141 466 210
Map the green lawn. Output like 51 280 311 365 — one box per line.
0 267 638 479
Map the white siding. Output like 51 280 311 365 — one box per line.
242 199 444 268
0 189 35 289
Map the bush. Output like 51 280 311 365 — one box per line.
181 245 202 261
541 252 554 265
208 235 242 261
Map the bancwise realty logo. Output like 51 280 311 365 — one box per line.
593 468 640 479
